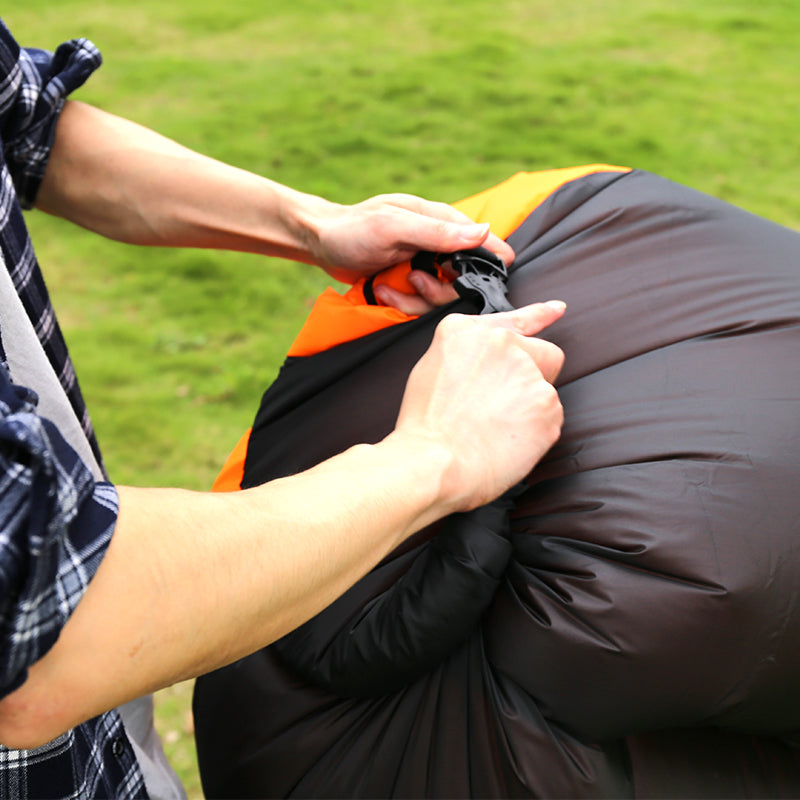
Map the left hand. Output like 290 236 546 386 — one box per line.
393 300 565 511
311 194 514 313
41 102 502 318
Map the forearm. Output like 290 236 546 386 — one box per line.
0 433 454 748
0 296 565 750
36 100 332 262
36 101 514 287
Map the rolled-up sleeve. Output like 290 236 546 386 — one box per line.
0 365 118 698
0 19 102 208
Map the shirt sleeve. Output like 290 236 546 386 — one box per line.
0 364 118 698
0 19 102 209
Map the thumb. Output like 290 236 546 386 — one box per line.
484 300 567 337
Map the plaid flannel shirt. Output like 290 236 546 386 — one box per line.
0 19 147 799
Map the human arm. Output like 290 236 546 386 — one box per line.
35 100 513 290
0 301 564 749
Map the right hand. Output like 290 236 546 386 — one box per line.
392 301 566 512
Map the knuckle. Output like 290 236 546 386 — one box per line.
435 313 472 337
486 326 514 348
534 381 563 416
368 193 395 205
431 217 453 239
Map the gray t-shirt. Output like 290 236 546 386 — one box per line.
0 253 186 800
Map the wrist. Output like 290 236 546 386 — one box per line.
377 430 465 524
275 187 342 268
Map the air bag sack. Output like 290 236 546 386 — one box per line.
194 169 800 798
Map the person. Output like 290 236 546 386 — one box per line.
0 19 565 799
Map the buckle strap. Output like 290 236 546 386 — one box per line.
411 246 514 314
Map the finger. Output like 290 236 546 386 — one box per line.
447 223 515 266
374 273 458 314
377 196 514 263
484 232 516 265
379 193 478 225
407 215 514 266
382 196 515 264
480 300 567 337
372 285 437 316
390 212 494 257
407 271 459 305
432 307 565 385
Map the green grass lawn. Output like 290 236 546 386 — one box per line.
5 2 800 796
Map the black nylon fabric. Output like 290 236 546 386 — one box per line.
272 492 517 698
194 169 800 798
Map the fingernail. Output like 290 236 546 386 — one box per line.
544 300 567 312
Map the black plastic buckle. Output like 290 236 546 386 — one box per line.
410 246 514 314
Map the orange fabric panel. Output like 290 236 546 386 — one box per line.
288 164 630 358
211 428 251 492
288 270 417 358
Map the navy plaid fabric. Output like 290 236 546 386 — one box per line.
0 20 104 472
0 19 147 799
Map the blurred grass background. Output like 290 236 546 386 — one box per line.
5 1 800 796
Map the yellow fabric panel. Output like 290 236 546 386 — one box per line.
453 164 631 240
